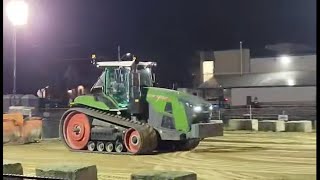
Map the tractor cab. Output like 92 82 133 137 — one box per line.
90 60 157 111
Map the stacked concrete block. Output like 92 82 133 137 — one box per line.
9 94 25 107
21 94 39 113
3 161 23 175
36 165 97 180
131 171 197 180
210 120 223 124
228 119 258 131
285 120 313 132
8 106 36 118
258 120 285 132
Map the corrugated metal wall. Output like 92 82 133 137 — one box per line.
250 55 316 73
231 86 316 106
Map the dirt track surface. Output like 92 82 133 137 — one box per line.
3 131 316 180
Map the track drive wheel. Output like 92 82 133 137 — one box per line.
106 142 114 152
97 141 105 152
124 127 158 154
124 128 142 154
62 111 91 150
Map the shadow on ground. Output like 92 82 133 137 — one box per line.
193 146 266 153
203 138 315 145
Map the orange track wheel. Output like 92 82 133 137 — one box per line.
124 128 142 154
63 112 91 150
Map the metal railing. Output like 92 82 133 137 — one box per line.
211 105 316 121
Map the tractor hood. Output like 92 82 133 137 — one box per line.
145 87 213 131
145 87 211 107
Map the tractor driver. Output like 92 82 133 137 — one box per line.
109 76 118 93
108 69 129 104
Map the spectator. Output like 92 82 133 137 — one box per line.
253 97 260 108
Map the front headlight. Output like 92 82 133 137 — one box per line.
193 106 202 113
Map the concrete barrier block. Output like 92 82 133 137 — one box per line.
228 119 258 131
3 161 23 175
285 121 313 132
210 120 223 124
131 171 197 180
35 165 97 180
258 120 285 132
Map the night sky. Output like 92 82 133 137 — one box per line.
3 0 316 94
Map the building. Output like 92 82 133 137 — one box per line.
198 50 316 106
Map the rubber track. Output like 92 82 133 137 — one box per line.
59 107 158 155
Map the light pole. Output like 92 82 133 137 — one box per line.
6 0 29 95
240 41 243 75
12 27 17 95
121 53 131 60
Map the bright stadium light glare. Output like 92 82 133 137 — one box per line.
287 79 295 86
279 55 291 65
6 0 29 26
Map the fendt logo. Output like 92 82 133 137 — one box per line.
148 94 171 102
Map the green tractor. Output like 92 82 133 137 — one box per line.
59 57 223 155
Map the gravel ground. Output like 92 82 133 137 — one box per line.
3 131 316 180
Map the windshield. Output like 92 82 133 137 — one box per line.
138 68 153 87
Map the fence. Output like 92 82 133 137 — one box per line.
212 105 316 124
40 108 67 139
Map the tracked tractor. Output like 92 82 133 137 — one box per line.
59 57 223 155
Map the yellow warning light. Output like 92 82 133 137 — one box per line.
91 54 96 59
